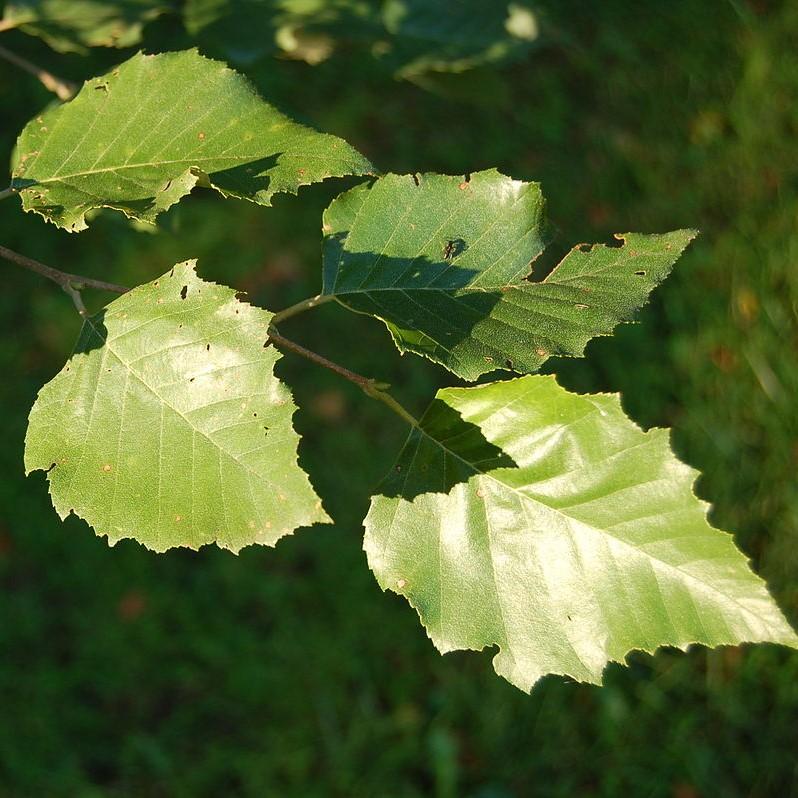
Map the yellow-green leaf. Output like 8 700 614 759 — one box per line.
25 261 330 552
365 375 798 691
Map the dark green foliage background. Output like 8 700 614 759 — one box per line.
1 1 797 795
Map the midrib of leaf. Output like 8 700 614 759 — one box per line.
332 249 647 296
407 393 776 628
31 150 340 185
78 316 285 489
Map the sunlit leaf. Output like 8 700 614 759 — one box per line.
365 375 798 691
25 261 330 552
11 49 373 231
322 169 696 380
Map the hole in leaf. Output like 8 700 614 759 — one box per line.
180 285 188 299
634 270 647 276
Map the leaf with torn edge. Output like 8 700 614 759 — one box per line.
25 261 330 552
322 170 696 380
364 375 798 691
11 49 373 231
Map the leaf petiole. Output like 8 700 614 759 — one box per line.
0 244 127 317
267 328 418 427
270 293 334 324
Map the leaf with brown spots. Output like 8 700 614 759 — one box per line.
11 49 372 231
322 170 697 380
25 261 330 552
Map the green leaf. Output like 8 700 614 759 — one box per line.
182 0 537 76
11 49 373 232
322 170 696 380
1 0 167 53
364 375 798 691
184 0 377 67
381 0 539 79
25 261 330 552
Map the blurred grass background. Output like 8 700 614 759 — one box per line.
1 1 798 795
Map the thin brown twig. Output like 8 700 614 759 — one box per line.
1 244 127 316
0 43 76 101
267 328 419 427
0 243 420 425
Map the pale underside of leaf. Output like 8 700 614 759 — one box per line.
2 0 166 53
364 375 798 691
25 261 330 552
11 49 373 231
322 170 697 381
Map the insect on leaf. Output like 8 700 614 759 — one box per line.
322 170 696 380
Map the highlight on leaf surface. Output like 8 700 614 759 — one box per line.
364 375 798 692
382 0 539 79
322 170 697 380
1 0 167 53
182 0 538 76
24 261 330 552
184 0 378 67
11 49 373 232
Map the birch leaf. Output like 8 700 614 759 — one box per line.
25 261 330 552
364 375 798 691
